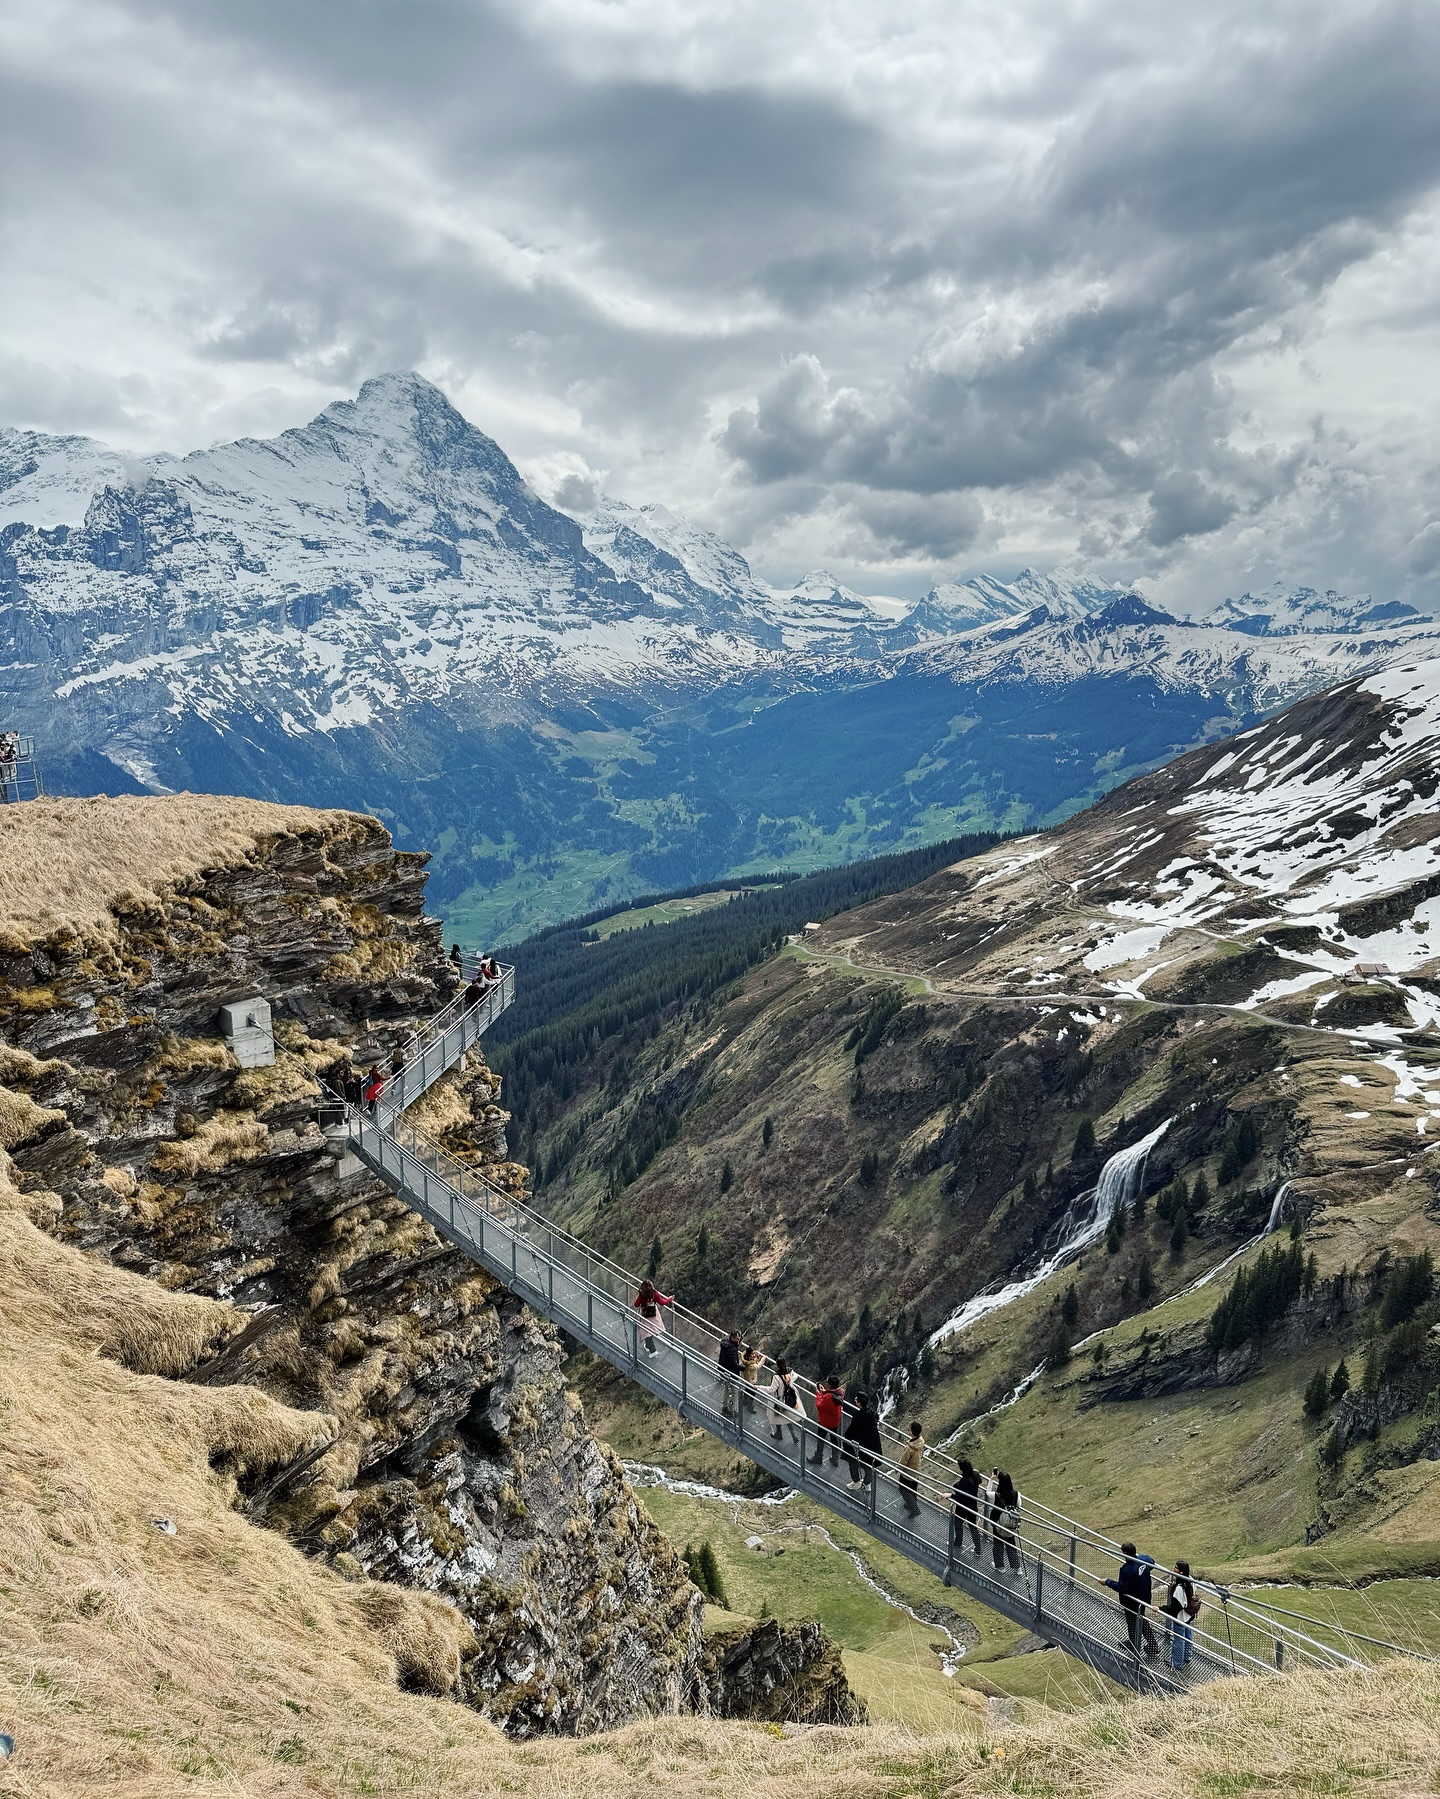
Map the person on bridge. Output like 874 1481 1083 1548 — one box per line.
772 1359 803 1445
842 1391 883 1491
951 1458 984 1554
464 976 485 1008
449 943 463 968
755 1353 779 1426
481 954 501 985
898 1420 925 1518
718 1330 743 1417
990 1472 1022 1572
740 1342 764 1413
1106 1543 1160 1657
810 1374 844 1468
632 1279 672 1355
1163 1559 1201 1669
363 1065 385 1114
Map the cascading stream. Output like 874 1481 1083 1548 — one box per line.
928 1117 1172 1350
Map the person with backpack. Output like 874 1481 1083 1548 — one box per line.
717 1330 743 1418
1105 1542 1160 1657
898 1420 925 1518
632 1279 672 1356
773 1359 803 1445
990 1471 1022 1572
810 1374 845 1467
1163 1559 1202 1669
843 1391 883 1491
951 1458 984 1554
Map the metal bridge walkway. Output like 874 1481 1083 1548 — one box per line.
337 966 1387 1697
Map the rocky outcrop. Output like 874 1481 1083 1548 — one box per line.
0 802 701 1735
696 1620 866 1725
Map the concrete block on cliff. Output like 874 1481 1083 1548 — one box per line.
219 995 275 1068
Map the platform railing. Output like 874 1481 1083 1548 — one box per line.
331 968 1411 1695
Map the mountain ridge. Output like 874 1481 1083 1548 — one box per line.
5 371 1439 939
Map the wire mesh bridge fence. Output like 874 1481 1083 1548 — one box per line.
327 963 1418 1697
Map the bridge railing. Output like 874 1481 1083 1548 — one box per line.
343 1100 1384 1689
377 964 515 1115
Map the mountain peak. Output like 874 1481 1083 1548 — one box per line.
303 371 523 487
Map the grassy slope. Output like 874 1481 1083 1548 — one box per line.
556 931 1440 1669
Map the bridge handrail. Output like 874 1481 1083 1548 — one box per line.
358 1105 1381 1679
347 1107 1367 1685
328 962 1412 1687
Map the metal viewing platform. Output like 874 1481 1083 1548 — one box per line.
332 963 1406 1696
0 732 41 804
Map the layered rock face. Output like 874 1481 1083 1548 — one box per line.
696 1620 865 1726
0 798 700 1734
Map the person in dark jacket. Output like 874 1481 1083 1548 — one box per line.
810 1374 845 1467
951 1458 984 1555
1105 1542 1160 1656
990 1471 1022 1572
843 1391 883 1491
718 1330 743 1418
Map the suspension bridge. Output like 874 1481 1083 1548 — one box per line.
330 965 1406 1696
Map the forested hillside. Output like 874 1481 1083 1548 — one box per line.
487 834 1000 1177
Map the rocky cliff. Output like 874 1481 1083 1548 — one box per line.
0 795 703 1734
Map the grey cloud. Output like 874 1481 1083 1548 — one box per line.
1144 474 1239 548
3 0 1439 604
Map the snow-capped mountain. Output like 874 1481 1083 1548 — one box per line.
3 370 1438 940
900 566 1129 638
1202 581 1425 638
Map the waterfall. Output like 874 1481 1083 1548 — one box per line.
928 1117 1172 1349
1264 1180 1292 1236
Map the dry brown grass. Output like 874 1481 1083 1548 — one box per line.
0 1204 238 1376
0 1083 63 1150
148 1109 269 1181
0 793 372 944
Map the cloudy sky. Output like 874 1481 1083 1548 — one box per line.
3 0 1438 607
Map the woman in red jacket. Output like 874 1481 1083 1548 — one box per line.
633 1279 673 1356
810 1373 845 1468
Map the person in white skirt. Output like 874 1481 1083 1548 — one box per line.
632 1279 673 1355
